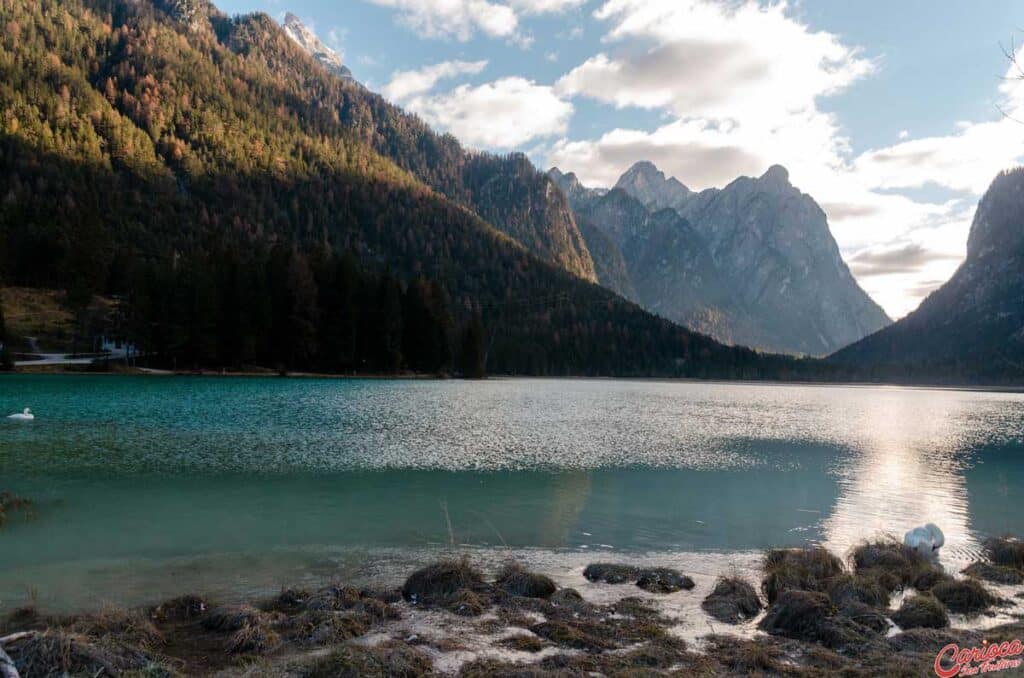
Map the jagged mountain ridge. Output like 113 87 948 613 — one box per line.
282 12 353 81
614 161 692 212
551 162 891 355
831 168 1024 382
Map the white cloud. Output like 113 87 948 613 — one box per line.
404 77 573 149
383 60 488 102
366 0 519 41
510 0 587 13
557 0 872 125
365 0 587 44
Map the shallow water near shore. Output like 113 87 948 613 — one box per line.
1 375 1023 614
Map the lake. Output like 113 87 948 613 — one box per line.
1 375 1022 614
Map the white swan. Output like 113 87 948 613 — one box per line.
6 408 34 421
904 523 945 559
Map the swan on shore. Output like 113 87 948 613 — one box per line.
904 523 944 558
6 408 34 421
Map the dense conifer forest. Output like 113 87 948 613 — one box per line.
0 0 822 378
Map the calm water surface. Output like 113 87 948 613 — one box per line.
0 375 1022 612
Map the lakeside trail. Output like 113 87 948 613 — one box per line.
1 538 1023 677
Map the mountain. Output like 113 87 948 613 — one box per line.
549 167 605 209
282 12 353 81
615 161 692 212
0 0 810 379
254 10 598 282
552 163 891 355
831 168 1024 383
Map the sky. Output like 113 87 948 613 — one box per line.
215 0 1024 319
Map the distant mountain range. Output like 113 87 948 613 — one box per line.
550 162 891 355
831 168 1024 383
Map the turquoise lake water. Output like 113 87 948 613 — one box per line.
1 375 1022 613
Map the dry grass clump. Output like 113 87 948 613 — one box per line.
704 635 787 674
443 589 487 617
582 563 638 584
4 629 159 677
300 585 400 621
891 594 949 629
962 561 1024 585
548 588 584 608
71 606 164 648
529 619 617 651
850 538 947 592
402 558 488 604
305 640 434 678
495 562 557 599
985 536 1024 569
458 658 549 678
285 610 369 647
701 576 762 624
635 567 694 594
757 589 874 651
498 633 545 653
201 605 281 655
149 594 208 623
260 587 311 614
762 546 844 604
0 491 32 527
931 578 998 615
826 573 890 609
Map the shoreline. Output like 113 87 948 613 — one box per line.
1 539 1022 677
5 367 1024 394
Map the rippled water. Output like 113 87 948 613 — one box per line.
1 375 1022 612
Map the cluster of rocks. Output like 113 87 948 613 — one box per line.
0 537 1022 676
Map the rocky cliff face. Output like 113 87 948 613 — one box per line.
832 168 1024 381
674 165 890 355
283 13 353 81
553 163 891 355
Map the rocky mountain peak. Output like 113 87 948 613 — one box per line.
282 12 353 81
759 164 791 188
615 161 692 212
966 167 1024 260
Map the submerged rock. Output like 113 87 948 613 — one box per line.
583 563 639 584
891 594 949 630
635 567 694 594
701 577 762 624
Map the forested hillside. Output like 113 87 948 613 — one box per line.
0 0 817 378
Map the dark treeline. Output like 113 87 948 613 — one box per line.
127 245 472 374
